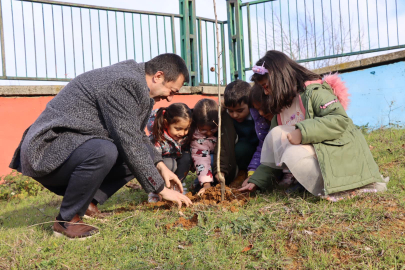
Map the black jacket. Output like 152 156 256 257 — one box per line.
213 111 238 185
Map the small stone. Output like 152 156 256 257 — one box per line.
303 230 314 235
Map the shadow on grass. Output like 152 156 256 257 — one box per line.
0 185 150 230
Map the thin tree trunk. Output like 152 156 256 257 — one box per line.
212 0 225 201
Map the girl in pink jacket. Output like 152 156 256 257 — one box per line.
190 99 218 195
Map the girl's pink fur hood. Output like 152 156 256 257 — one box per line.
305 73 350 110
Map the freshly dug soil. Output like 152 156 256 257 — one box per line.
187 184 250 206
148 184 250 209
162 185 250 230
165 213 198 230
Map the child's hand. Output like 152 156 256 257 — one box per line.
238 182 257 192
241 177 251 187
197 182 212 196
287 128 302 145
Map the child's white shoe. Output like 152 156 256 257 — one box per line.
182 182 188 195
171 181 188 194
148 192 161 203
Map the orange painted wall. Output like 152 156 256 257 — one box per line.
0 95 217 177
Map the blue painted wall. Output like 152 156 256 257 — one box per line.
340 61 405 128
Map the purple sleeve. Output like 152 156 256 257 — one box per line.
247 109 270 172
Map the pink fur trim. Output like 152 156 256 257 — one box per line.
322 73 350 110
304 79 322 86
305 74 350 110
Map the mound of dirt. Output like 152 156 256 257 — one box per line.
148 185 251 230
187 184 250 206
148 184 250 210
165 213 199 229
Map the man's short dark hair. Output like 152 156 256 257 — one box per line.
145 53 190 84
224 80 251 107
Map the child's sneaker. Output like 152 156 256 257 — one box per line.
148 192 161 203
285 182 305 194
279 171 295 188
182 182 188 195
171 181 188 195
321 187 378 202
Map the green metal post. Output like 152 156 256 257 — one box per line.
0 0 6 78
226 0 245 81
221 23 227 85
198 19 203 84
179 0 198 86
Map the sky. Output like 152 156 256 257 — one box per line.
0 0 404 85
56 0 230 21
0 0 234 85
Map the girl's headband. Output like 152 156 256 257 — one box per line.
252 61 268 75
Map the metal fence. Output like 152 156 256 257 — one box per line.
0 0 404 85
237 0 405 79
0 0 184 82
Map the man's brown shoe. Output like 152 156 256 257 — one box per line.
53 214 98 240
84 202 110 219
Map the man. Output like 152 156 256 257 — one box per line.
10 53 192 239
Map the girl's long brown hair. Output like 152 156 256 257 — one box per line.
251 50 321 114
152 103 192 144
192 98 218 129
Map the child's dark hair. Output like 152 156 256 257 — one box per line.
251 50 321 114
224 80 251 108
193 99 218 129
248 83 266 108
152 103 192 143
248 84 273 118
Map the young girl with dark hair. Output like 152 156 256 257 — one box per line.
147 103 193 202
241 50 388 201
190 98 219 195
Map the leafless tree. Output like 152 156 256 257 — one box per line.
254 9 367 70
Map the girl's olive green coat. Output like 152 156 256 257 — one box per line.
249 82 382 195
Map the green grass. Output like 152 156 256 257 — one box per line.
1 128 404 269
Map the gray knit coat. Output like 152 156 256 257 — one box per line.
9 60 165 193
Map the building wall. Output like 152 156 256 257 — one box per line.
341 61 405 128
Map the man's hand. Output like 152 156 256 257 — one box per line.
159 187 192 209
197 182 212 196
287 128 302 145
156 162 183 193
238 182 257 192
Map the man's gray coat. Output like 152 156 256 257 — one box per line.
10 60 165 193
